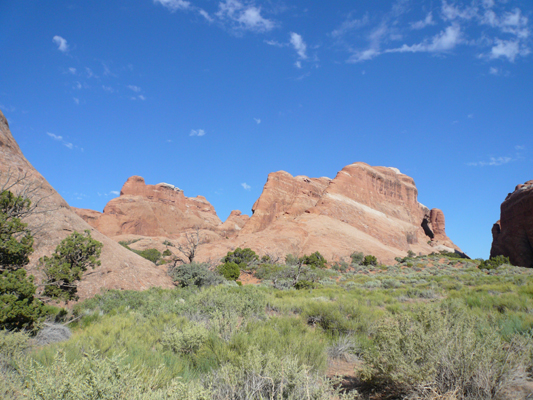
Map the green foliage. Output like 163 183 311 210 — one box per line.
0 268 52 331
294 279 316 290
170 262 224 288
407 250 416 258
0 190 34 271
362 303 532 398
479 255 511 270
162 249 172 257
0 329 30 358
135 248 162 264
216 262 240 281
41 230 102 302
162 322 209 355
222 247 258 270
285 253 300 266
350 251 364 265
362 255 378 266
300 251 327 269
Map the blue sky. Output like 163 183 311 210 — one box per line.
1 0 532 259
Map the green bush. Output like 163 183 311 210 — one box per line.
162 322 209 355
135 248 162 264
479 255 511 270
363 255 378 266
0 269 52 331
361 303 532 398
350 252 364 265
301 251 327 269
294 280 316 290
41 230 103 302
216 262 240 281
170 263 224 288
222 248 258 270
162 249 172 257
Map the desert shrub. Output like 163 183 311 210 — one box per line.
332 260 349 272
41 230 103 302
206 346 343 400
135 248 161 264
216 262 240 281
162 249 172 257
34 323 72 346
294 279 316 290
350 252 364 265
479 255 511 270
363 255 378 266
23 349 212 400
161 322 208 355
222 248 258 270
301 251 327 269
361 303 532 399
254 263 284 280
170 263 224 288
0 329 30 358
285 254 300 266
327 335 359 361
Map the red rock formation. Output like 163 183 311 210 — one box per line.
0 110 173 300
491 180 533 267
217 210 249 234
197 163 462 265
75 176 222 238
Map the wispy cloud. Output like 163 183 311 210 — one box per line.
410 12 435 30
46 132 77 150
128 85 142 92
153 0 190 12
386 23 462 54
216 0 275 33
254 118 261 124
53 35 69 52
467 156 512 167
241 182 251 190
68 67 77 75
190 129 206 137
290 32 307 59
110 190 120 195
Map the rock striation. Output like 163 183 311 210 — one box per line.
0 109 173 300
491 180 533 267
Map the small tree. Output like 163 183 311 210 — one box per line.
40 230 103 302
300 251 327 269
0 185 51 331
217 262 240 281
222 247 259 270
350 252 364 265
174 227 204 264
362 255 378 266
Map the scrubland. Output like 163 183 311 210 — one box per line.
2 253 533 399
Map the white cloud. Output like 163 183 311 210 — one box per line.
154 0 190 12
102 85 115 93
241 182 251 190
216 0 275 33
347 48 381 63
290 32 307 59
489 66 499 75
515 145 525 150
47 132 63 141
198 9 214 22
387 23 462 53
468 156 512 166
441 1 477 21
64 142 74 150
110 190 120 195
294 61 302 68
128 85 142 92
53 36 69 52
190 129 206 137
254 118 261 124
331 15 369 38
73 97 80 105
490 38 521 62
264 39 285 47
68 67 77 75
411 12 435 30
138 95 146 101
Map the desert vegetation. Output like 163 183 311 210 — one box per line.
2 240 533 399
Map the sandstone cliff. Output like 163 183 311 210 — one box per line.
0 110 174 300
491 180 533 268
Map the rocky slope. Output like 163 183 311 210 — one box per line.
82 163 462 265
491 180 533 268
0 110 173 300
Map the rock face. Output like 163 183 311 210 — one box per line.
197 164 461 265
78 163 462 266
75 176 221 238
0 110 173 300
491 180 533 267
